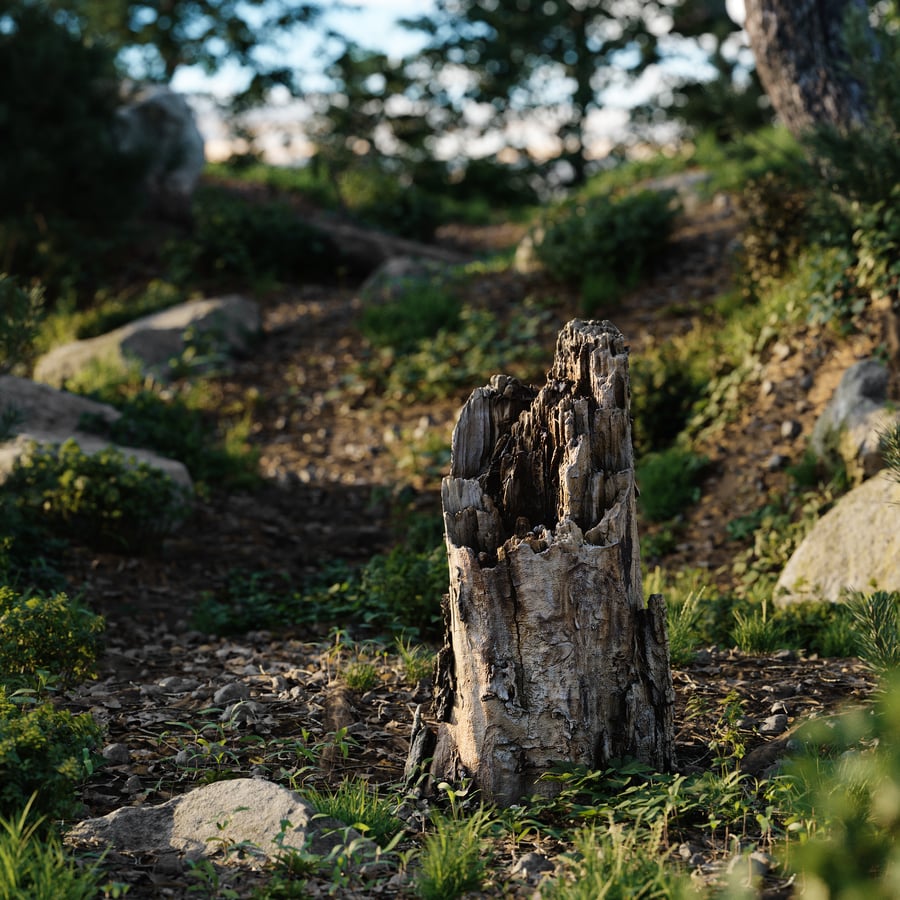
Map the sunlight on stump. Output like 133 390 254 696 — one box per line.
430 319 675 805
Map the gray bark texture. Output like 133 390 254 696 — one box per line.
430 319 675 806
743 0 871 136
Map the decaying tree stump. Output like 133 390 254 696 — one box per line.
429 319 675 805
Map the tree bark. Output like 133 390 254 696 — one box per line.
743 0 871 136
429 320 675 806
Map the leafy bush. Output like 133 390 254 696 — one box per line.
360 304 549 403
737 170 811 288
636 448 708 523
0 588 103 688
0 275 43 375
533 189 680 312
4 439 190 552
0 3 146 297
81 387 260 491
0 690 102 820
360 283 461 355
164 188 345 287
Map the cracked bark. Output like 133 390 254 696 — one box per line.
429 320 675 805
743 0 871 137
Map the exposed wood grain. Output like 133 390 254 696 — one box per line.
431 320 675 804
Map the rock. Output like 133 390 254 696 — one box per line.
213 682 251 705
116 86 205 221
764 452 789 471
512 228 545 275
759 714 789 735
66 778 368 863
780 420 801 440
101 743 132 765
357 256 449 305
0 375 192 490
507 851 554 883
775 471 900 604
810 359 900 483
33 296 261 388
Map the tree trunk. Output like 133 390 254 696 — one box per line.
743 0 871 136
429 320 675 806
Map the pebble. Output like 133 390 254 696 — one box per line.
727 850 773 880
759 714 789 735
765 453 789 470
772 341 792 362
760 380 775 398
780 420 801 440
158 675 200 693
124 775 143 794
508 852 554 883
770 700 789 715
220 700 266 723
213 682 251 705
101 743 131 765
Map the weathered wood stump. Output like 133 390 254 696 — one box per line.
430 319 675 805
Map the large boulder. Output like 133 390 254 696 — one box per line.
33 296 260 388
810 359 900 483
0 375 191 490
66 778 368 867
116 86 205 220
775 471 900 604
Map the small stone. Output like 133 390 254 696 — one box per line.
508 852 554 883
799 372 814 390
765 453 789 470
773 649 797 661
771 701 789 715
213 682 251 705
760 380 775 398
124 775 143 793
772 341 792 362
174 749 193 766
101 743 131 765
727 850 773 879
736 717 757 730
780 420 802 440
158 675 200 693
694 648 713 664
220 700 266 724
760 714 789 736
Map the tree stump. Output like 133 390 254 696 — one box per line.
430 319 675 805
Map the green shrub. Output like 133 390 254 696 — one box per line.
0 275 43 375
81 387 260 491
0 690 102 820
0 588 103 688
165 188 344 287
636 448 708 523
534 189 680 312
883 421 900 482
4 439 190 553
846 590 900 675
0 797 102 898
416 807 492 900
737 170 811 288
360 283 461 355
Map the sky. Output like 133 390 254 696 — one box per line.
176 0 749 164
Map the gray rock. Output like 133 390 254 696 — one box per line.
775 471 900 604
101 743 132 765
781 420 801 440
508 851 554 883
66 778 367 863
213 682 251 705
116 86 205 221
0 375 192 491
760 715 789 735
33 296 261 388
810 359 900 483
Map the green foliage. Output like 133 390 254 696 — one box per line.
395 637 435 685
665 589 704 667
846 590 900 675
0 797 102 899
0 275 43 375
81 385 260 491
541 820 693 900
883 421 900 482
164 188 345 288
629 339 707 457
416 805 493 900
0 588 103 688
731 599 784 654
337 164 441 240
0 689 102 821
737 171 811 287
360 283 461 355
3 439 190 553
360 304 549 404
775 676 900 898
636 448 708 524
534 190 680 312
303 777 403 848
851 184 900 303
